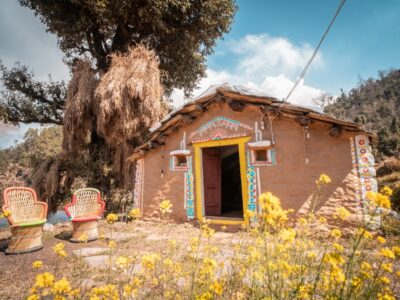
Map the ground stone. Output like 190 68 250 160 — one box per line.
106 232 136 242
84 255 111 268
146 234 164 241
73 247 110 257
43 223 55 232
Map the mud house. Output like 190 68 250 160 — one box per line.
129 84 377 225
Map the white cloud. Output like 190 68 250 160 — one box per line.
232 34 323 79
171 33 325 108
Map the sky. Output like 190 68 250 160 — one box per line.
1 0 400 148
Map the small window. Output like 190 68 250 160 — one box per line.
248 140 276 166
176 155 187 167
254 149 267 162
170 150 191 171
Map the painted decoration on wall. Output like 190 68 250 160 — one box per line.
350 135 379 225
190 116 253 143
246 150 258 214
133 158 145 214
184 157 195 219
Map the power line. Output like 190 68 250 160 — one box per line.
283 0 346 103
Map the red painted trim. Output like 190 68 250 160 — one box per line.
63 188 105 219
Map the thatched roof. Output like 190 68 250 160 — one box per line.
129 83 373 161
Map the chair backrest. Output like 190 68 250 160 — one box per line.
72 188 102 217
3 187 37 223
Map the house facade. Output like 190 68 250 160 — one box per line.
129 84 377 226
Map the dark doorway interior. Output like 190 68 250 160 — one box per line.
202 145 243 219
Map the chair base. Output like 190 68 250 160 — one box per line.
6 225 44 254
70 220 99 242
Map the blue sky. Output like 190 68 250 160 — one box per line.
1 0 400 148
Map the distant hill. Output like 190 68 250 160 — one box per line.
325 69 400 160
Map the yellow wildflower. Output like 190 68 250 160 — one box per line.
159 200 173 214
280 228 296 243
52 278 71 294
202 226 215 238
90 284 119 299
53 243 67 257
141 253 161 270
334 207 351 220
318 216 327 223
32 261 43 269
316 173 331 185
108 240 116 249
330 229 342 239
392 246 400 257
366 191 391 208
116 256 129 268
79 233 88 243
333 243 344 252
128 208 141 220
381 263 392 273
297 284 312 299
379 248 395 259
27 295 39 300
377 236 386 244
106 213 118 224
377 293 395 300
196 292 213 300
210 281 223 296
380 186 393 197
35 272 55 288
324 252 345 266
379 276 391 285
352 276 362 289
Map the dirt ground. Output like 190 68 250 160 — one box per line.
0 220 239 299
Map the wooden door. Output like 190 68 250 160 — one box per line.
202 148 221 216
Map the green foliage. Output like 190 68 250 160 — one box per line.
19 0 237 95
0 61 65 125
0 126 63 173
325 69 400 160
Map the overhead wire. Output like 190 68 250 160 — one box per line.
282 0 346 104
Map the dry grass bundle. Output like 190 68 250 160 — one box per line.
95 45 166 146
32 157 61 212
113 142 135 187
62 59 98 153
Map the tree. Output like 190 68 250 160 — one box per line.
0 0 237 210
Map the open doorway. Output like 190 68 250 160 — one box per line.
202 145 243 219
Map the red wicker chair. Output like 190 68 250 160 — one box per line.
64 188 105 242
2 187 48 254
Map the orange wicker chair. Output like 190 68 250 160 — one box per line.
64 188 105 242
2 187 48 254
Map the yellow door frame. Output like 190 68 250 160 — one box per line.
193 136 250 225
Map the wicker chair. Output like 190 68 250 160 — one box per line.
2 187 48 254
64 188 105 242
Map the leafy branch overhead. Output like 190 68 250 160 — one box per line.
0 61 66 125
19 0 237 95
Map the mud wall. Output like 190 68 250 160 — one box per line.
139 102 363 224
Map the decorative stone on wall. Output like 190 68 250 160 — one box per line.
133 158 145 213
350 135 379 224
189 116 253 143
184 157 195 220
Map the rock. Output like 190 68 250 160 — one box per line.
73 247 110 257
43 223 55 232
80 278 106 291
105 232 136 242
146 234 163 241
84 255 111 268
